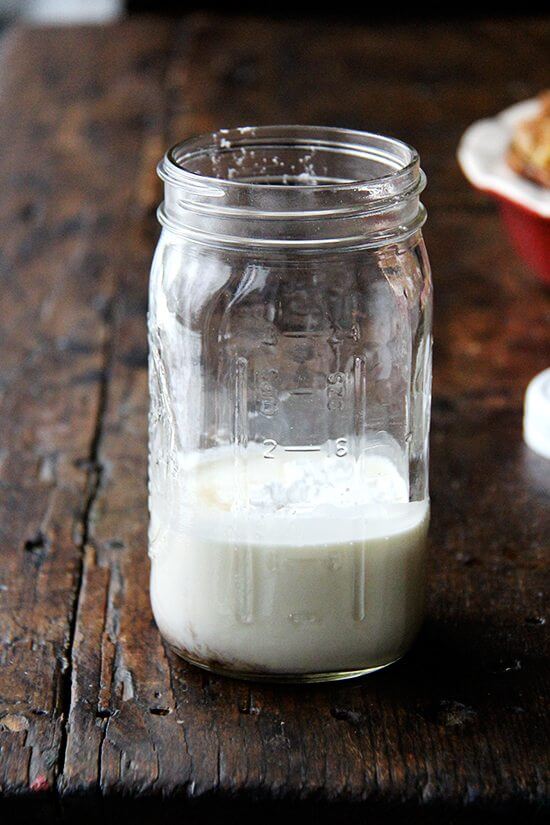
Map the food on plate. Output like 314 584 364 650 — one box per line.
507 91 550 188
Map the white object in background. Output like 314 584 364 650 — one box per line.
458 98 550 219
25 0 122 24
524 369 550 459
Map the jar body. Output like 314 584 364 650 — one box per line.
148 225 432 681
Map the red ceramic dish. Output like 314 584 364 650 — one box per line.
458 99 550 286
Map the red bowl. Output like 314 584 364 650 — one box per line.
458 99 550 286
496 195 550 285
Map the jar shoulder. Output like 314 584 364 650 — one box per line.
150 230 432 325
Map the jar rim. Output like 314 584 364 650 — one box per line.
157 126 426 248
160 125 420 196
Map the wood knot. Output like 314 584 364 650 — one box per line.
24 530 51 565
0 713 29 732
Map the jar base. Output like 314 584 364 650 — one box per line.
166 643 402 684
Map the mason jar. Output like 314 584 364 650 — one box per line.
148 126 432 683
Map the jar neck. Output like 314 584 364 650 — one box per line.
157 126 426 249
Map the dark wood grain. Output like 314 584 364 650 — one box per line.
0 14 548 824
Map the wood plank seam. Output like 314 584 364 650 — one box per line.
57 299 115 785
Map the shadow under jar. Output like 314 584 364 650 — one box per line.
148 126 432 683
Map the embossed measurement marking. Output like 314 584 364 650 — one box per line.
326 371 345 411
282 331 326 338
328 323 361 346
256 368 279 418
263 439 348 458
284 445 321 453
288 388 314 396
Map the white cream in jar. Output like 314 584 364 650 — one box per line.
149 444 429 678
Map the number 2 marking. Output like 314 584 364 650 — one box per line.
263 439 277 459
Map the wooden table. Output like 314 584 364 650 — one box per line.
0 14 548 824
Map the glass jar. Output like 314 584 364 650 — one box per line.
148 126 432 683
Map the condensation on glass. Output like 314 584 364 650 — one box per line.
148 126 432 682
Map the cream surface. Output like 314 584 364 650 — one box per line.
149 445 429 676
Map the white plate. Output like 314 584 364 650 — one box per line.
457 98 550 219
